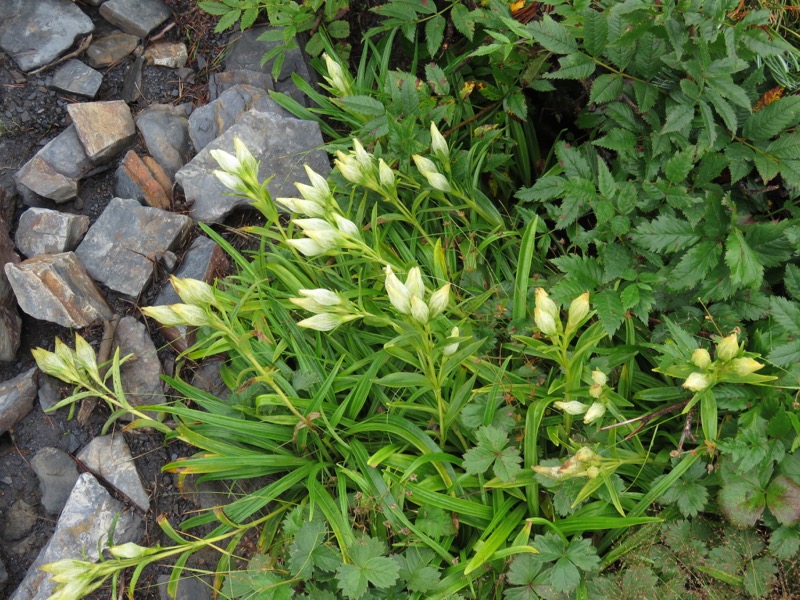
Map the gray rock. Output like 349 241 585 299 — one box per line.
15 208 90 258
86 31 139 68
122 55 144 104
0 367 37 436
188 84 293 152
3 498 38 541
99 0 171 38
67 100 136 163
9 473 143 600
48 59 102 98
0 0 94 72
0 556 6 594
209 69 273 101
0 217 20 361
36 125 95 180
135 104 192 181
155 236 228 306
13 156 77 203
75 198 193 297
190 357 227 399
30 447 79 515
144 41 188 68
114 150 170 210
176 110 330 223
157 574 212 600
225 26 312 91
5 252 114 328
114 316 166 417
77 434 150 512
38 374 62 412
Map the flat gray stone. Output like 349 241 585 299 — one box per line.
86 31 139 68
3 498 38 542
5 252 113 328
176 110 330 223
114 316 166 419
157 574 212 600
49 59 102 98
155 236 228 306
0 304 21 363
135 104 192 181
38 374 62 412
225 26 312 90
9 473 143 600
15 208 90 258
13 156 77 203
209 69 273 101
77 434 149 512
99 0 171 38
75 197 193 297
68 100 136 163
0 0 94 72
0 367 37 436
36 125 95 179
188 84 292 152
30 447 79 515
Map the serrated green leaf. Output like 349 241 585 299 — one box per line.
743 556 777 599
725 228 764 288
425 63 450 95
289 520 341 579
743 96 800 141
620 284 639 310
768 340 800 367
590 74 623 105
583 8 608 56
450 3 475 41
596 157 617 199
215 8 241 32
705 86 738 133
593 129 638 151
505 91 528 119
661 102 695 134
769 526 800 560
719 475 766 527
725 142 754 182
544 52 596 80
594 289 625 336
425 15 445 56
327 20 350 39
198 1 231 16
240 6 258 29
785 264 800 300
339 95 386 116
516 176 565 203
766 475 800 525
550 557 581 593
633 215 700 253
395 548 440 593
562 178 596 202
415 505 457 538
529 15 578 54
664 146 696 183
668 241 722 290
556 142 592 179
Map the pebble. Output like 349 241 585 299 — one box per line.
77 435 150 512
135 104 192 181
15 208 91 258
48 60 103 99
3 499 38 542
114 316 167 419
86 31 139 68
30 447 79 515
99 0 171 39
67 100 136 164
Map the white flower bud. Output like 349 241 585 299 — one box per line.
304 164 330 197
443 326 460 356
413 154 438 177
293 218 342 248
591 370 607 387
171 304 211 326
385 265 411 314
730 357 764 376
171 277 216 306
412 155 452 192
586 466 600 478
210 148 240 173
574 447 597 462
141 305 185 327
286 238 328 257
535 288 558 318
295 183 327 207
584 402 606 424
405 267 425 299
683 372 711 392
323 53 349 93
213 170 244 191
589 384 603 399
428 283 450 317
108 542 155 559
275 197 325 218
233 137 257 171
716 333 740 362
424 171 452 192
352 139 373 170
378 159 395 188
534 307 557 336
430 122 449 159
692 348 712 369
410 295 430 324
567 292 590 329
297 313 345 331
335 151 362 184
333 214 360 238
553 400 588 415
298 288 341 306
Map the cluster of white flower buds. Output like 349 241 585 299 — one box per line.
682 332 765 392
289 288 359 332
322 53 353 96
140 277 217 327
533 447 601 480
210 137 261 195
384 265 450 324
534 288 590 338
553 369 609 424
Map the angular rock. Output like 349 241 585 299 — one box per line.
48 59 102 98
31 447 79 515
0 215 19 305
67 100 136 163
9 473 143 600
209 69 273 101
188 84 292 152
35 125 95 179
114 316 166 417
0 556 6 595
0 304 21 363
5 252 113 328
0 367 37 436
75 197 193 297
135 104 192 181
157 574 212 600
144 41 188 68
13 156 77 203
86 31 139 68
3 498 38 542
122 54 144 103
77 434 150 512
0 0 94 72
15 208 90 258
99 0 171 38
114 150 170 209
176 110 330 223
142 156 173 200
38 374 62 412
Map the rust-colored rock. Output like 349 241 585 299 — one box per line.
14 156 77 202
67 100 136 163
141 156 173 200
116 150 170 209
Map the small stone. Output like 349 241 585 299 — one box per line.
15 208 91 258
225 27 312 90
99 0 171 38
135 104 192 181
0 304 21 363
38 374 62 412
0 367 37 436
31 447 79 515
0 215 20 305
114 150 170 209
0 0 94 72
8 473 143 600
68 100 136 163
14 156 77 202
122 55 144 104
77 434 150 512
176 110 330 223
188 84 292 152
209 69 273 101
142 156 173 200
157 574 212 600
86 31 139 68
36 125 94 179
48 59 102 98
3 498 38 541
144 41 188 68
5 252 114 328
114 316 166 418
75 197 193 297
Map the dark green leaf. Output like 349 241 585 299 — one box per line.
668 241 722 290
661 102 695 134
425 15 445 56
725 228 763 288
766 475 800 525
529 15 578 54
594 289 625 336
339 95 386 116
664 146 696 183
743 556 777 599
544 52 596 80
769 526 800 560
633 215 701 253
742 96 800 141
583 9 608 56
589 74 623 105
450 3 475 41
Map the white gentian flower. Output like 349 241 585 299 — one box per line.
297 313 345 331
405 267 425 299
430 122 449 159
210 148 240 173
385 265 411 314
584 402 606 424
275 196 326 218
412 154 452 192
553 400 589 415
683 372 711 391
567 292 590 328
286 238 328 257
443 327 460 356
535 288 558 319
233 137 257 171
304 164 330 197
171 277 216 306
213 170 243 191
323 53 350 93
293 218 343 248
591 370 607 387
379 159 395 188
731 357 764 375
335 150 363 183
295 182 327 207
716 333 739 362
353 139 373 170
534 307 557 336
692 348 712 369
428 283 450 317
410 295 430 324
171 304 211 326
589 384 603 399
333 214 360 237
291 288 342 314
140 305 185 327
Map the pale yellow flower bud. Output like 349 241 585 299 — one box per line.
584 402 606 424
295 182 327 207
591 369 607 387
304 164 330 198
286 238 328 256
333 214 360 238
413 155 452 192
553 400 588 415
385 265 411 314
430 122 449 159
353 139 373 170
535 288 558 318
335 151 362 184
297 313 345 331
428 283 450 317
716 333 740 362
140 305 185 327
171 277 216 306
275 197 325 218
730 357 765 376
683 372 711 392
534 307 557 336
586 466 600 478
410 295 430 324
574 447 597 462
296 288 341 308
692 348 712 369
589 383 603 399
443 326 460 356
233 137 257 171
171 304 211 326
405 267 425 299
567 292 590 329
378 159 395 188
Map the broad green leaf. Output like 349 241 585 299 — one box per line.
661 102 695 134
544 52 596 80
589 74 623 105
327 20 350 39
450 3 475 41
556 142 592 179
425 63 450 95
338 95 386 116
289 520 341 578
516 176 565 203
594 289 625 337
415 505 457 538
668 241 722 290
769 526 800 560
725 228 764 288
425 15 445 56
395 548 440 593
767 341 800 367
633 215 700 253
785 264 800 300
743 556 777 599
719 477 766 527
593 129 637 152
664 146 696 183
583 9 608 56
742 96 800 141
550 557 581 593
753 152 780 183
529 15 578 54
766 475 800 525
562 178 595 202
463 425 522 482
769 296 800 336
